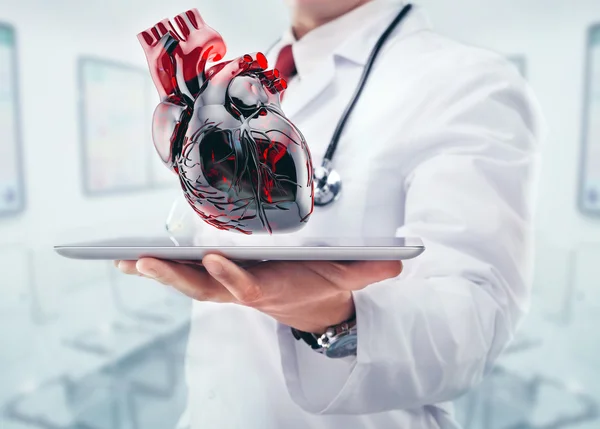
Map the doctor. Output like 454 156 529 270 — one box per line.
117 0 543 427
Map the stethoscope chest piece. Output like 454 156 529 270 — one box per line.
313 162 342 206
275 3 413 209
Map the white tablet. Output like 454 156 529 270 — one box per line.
54 236 425 261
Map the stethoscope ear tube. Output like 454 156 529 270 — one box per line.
313 3 413 206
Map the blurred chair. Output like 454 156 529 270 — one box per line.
58 259 191 362
0 245 39 363
463 361 598 429
1 235 191 429
1 325 190 429
0 245 107 408
105 260 191 330
0 245 128 428
26 235 190 357
2 373 134 429
115 325 190 429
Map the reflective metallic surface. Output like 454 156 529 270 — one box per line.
313 164 342 206
139 9 314 235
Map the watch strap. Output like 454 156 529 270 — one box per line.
291 327 323 352
291 314 357 355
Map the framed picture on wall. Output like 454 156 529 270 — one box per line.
579 24 600 217
0 23 25 216
78 57 154 195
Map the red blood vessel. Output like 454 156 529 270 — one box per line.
138 9 314 234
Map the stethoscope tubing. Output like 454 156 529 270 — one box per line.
265 3 414 206
324 3 413 162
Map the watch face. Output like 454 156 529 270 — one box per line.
325 335 357 359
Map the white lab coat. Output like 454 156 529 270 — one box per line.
179 1 544 428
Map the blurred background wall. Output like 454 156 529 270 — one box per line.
0 0 599 428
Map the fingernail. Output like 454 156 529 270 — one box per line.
203 259 223 276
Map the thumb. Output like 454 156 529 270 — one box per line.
311 260 403 291
345 260 403 290
202 254 264 305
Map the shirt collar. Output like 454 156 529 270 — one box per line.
270 0 430 79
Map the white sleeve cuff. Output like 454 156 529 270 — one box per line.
276 290 371 414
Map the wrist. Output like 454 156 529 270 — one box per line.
307 291 355 335
289 291 359 358
291 312 358 358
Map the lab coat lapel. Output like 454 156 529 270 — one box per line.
283 59 336 119
334 5 432 66
283 5 431 119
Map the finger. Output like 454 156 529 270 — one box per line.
171 259 205 266
169 259 264 268
117 260 142 276
136 258 233 303
202 254 263 305
308 260 403 291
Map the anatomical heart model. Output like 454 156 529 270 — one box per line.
138 9 314 234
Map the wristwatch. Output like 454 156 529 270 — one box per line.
291 315 358 359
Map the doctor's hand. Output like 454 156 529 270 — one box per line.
115 256 402 334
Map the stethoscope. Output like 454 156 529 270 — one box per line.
270 3 413 206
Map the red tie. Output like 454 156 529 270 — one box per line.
274 45 297 96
